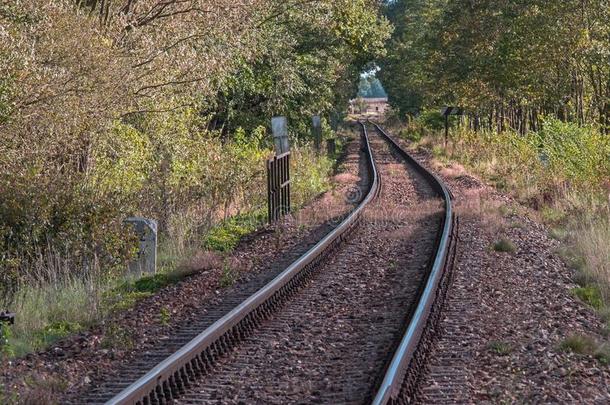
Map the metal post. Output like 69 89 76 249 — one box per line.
275 156 281 221
267 159 272 223
444 114 449 148
286 153 291 215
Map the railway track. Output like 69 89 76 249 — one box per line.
89 123 455 405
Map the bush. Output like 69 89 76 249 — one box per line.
418 109 447 132
492 237 517 253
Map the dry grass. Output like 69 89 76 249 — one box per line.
4 254 105 358
574 214 610 304
180 251 223 275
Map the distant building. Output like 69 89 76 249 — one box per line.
349 97 389 116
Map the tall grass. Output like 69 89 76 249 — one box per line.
574 214 610 303
2 251 105 357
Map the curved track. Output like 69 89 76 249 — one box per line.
94 123 454 405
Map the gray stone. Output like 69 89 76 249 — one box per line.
271 116 290 154
124 217 157 276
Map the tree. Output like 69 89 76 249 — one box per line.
380 0 610 133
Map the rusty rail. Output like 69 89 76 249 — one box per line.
105 122 378 405
371 123 455 405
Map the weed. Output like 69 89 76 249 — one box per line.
104 291 153 314
159 307 171 326
219 261 239 288
594 343 610 364
35 321 82 348
204 212 265 253
6 269 104 357
488 341 513 356
431 145 447 159
103 269 195 314
510 221 525 229
541 206 566 223
573 215 610 303
492 237 517 253
101 324 134 350
559 334 610 365
132 274 173 293
549 227 568 241
555 246 586 273
0 383 19 404
560 334 598 355
20 374 68 404
572 286 603 310
498 205 514 218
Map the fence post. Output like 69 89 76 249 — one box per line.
267 152 291 224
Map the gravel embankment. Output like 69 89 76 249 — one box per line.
391 137 610 403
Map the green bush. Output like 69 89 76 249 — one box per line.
418 109 446 131
538 118 610 186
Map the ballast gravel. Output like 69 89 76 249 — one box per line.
390 136 610 404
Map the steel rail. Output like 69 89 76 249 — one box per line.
105 122 379 405
371 123 454 405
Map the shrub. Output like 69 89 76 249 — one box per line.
399 128 422 142
291 144 335 208
559 334 610 366
492 237 517 253
538 119 610 186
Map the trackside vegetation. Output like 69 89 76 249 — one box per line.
381 0 610 353
0 1 391 357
